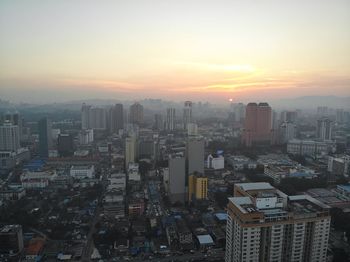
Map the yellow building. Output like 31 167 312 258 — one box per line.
188 174 208 203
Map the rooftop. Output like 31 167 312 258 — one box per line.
197 234 214 245
338 184 350 193
0 224 21 233
236 182 274 191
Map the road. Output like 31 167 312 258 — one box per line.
81 175 107 261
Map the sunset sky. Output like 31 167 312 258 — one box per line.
1 0 349 103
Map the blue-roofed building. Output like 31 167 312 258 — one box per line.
337 184 350 197
23 159 45 172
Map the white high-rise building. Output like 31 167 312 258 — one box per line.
187 123 198 136
317 118 332 141
166 108 176 131
81 103 107 130
279 121 296 143
0 121 20 152
225 183 331 262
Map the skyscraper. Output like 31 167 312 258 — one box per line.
225 182 331 262
166 108 176 131
168 155 186 203
129 102 144 125
183 101 193 129
89 107 107 130
81 104 107 130
110 103 124 133
81 103 91 130
317 118 332 141
38 117 52 158
0 121 20 152
186 137 204 175
242 102 272 147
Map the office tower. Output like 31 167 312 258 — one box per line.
187 123 198 136
57 134 74 157
242 102 272 147
183 101 193 129
188 174 208 203
168 155 186 203
38 117 52 158
129 102 144 125
125 136 136 168
154 114 164 130
225 183 331 262
110 103 124 133
166 108 176 131
81 103 91 130
0 225 24 256
0 121 20 152
186 137 204 175
317 118 332 141
279 122 296 144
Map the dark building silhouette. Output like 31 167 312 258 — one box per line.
110 103 124 133
38 117 52 157
57 134 74 157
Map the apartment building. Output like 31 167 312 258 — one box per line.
225 182 331 262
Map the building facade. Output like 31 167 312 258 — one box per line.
317 118 332 141
110 103 124 133
38 117 52 158
168 156 186 203
186 137 204 175
0 121 20 152
188 174 208 203
242 102 272 147
166 108 176 131
183 101 193 129
129 103 144 125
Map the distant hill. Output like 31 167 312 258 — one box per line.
270 96 350 110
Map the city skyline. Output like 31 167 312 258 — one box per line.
1 0 350 103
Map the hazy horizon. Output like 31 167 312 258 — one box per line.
1 0 350 103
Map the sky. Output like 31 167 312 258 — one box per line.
0 0 350 104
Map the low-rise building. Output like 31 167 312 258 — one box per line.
0 225 24 256
0 187 26 201
70 165 95 179
328 155 350 177
207 154 224 170
128 163 141 182
287 139 336 156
